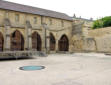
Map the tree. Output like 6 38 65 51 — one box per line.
92 16 111 29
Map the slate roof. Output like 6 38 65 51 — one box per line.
73 17 93 22
0 0 72 21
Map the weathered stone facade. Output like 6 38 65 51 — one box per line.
72 16 111 53
88 27 111 53
2 0 111 55
0 1 73 54
71 17 91 52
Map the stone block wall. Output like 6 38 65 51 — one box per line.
72 19 111 53
71 35 83 52
83 38 96 52
87 27 111 53
88 27 111 37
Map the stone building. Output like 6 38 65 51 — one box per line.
72 15 111 53
0 0 73 54
71 16 93 52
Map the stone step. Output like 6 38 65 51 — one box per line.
0 51 47 59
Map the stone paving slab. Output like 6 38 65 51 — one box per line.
0 53 111 85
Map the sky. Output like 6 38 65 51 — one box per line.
4 0 111 20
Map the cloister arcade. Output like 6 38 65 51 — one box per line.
0 30 69 52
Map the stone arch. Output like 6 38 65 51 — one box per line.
58 34 69 51
32 32 42 51
50 33 56 51
11 29 25 38
0 32 4 51
11 30 24 51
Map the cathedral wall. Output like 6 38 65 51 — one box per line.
0 8 73 52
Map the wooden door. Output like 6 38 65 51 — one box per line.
50 33 56 51
0 32 4 51
32 32 42 51
11 30 24 51
58 35 69 51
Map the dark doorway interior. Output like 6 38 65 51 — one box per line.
50 33 56 51
0 32 4 51
32 32 42 51
58 35 69 51
11 30 24 51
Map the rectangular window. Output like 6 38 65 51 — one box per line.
34 17 37 24
49 19 52 25
15 14 19 22
5 11 9 18
61 20 64 27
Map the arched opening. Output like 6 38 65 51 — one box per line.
50 33 56 51
0 32 4 51
11 30 24 51
58 35 69 51
32 32 42 51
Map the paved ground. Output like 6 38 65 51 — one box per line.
0 53 111 85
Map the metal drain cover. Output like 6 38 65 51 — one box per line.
19 66 45 71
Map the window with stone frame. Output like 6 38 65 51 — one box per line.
34 17 37 24
49 18 52 25
15 14 19 22
61 20 64 27
5 11 9 18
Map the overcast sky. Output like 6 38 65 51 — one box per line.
4 0 111 20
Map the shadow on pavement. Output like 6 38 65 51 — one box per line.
0 56 34 61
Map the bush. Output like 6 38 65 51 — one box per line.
92 16 111 29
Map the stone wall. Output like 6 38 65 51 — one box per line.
88 27 111 53
71 19 111 53
71 21 84 52
0 8 73 53
71 35 83 52
83 37 96 52
88 27 111 37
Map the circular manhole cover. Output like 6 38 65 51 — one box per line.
19 66 45 71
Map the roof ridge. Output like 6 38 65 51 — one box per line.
0 0 72 21
3 0 66 15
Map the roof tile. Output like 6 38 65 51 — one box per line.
0 0 72 21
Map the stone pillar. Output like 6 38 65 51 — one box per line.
46 30 50 54
42 23 50 54
55 33 59 53
28 28 32 50
4 19 11 51
41 27 46 52
55 39 58 52
25 21 32 51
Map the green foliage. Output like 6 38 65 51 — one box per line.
92 16 111 29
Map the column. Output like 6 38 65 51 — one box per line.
4 26 11 51
28 28 32 50
46 30 50 54
42 23 50 54
25 21 32 51
25 26 28 50
41 27 46 52
55 39 58 52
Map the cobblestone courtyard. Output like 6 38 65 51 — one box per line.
0 53 111 85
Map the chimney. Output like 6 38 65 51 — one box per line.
73 14 76 18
